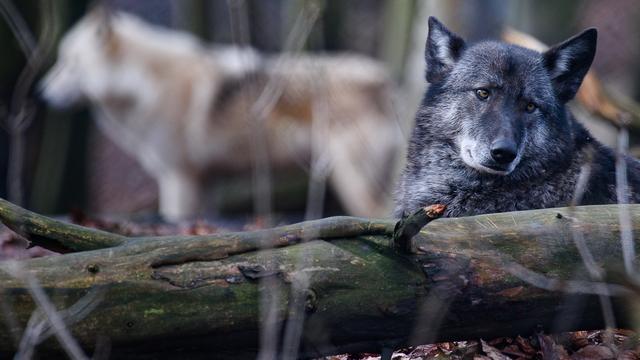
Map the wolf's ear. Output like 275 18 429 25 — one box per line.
425 17 466 83
543 28 597 102
89 1 114 41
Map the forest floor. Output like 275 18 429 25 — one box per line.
1 213 639 360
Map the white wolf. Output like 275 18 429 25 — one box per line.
40 9 401 221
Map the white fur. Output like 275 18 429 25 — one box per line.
431 28 455 67
211 46 261 77
550 43 584 79
550 51 572 78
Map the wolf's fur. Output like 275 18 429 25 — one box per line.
395 17 640 217
40 10 400 220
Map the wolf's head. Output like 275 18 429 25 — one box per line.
418 17 597 178
39 7 123 108
39 8 209 112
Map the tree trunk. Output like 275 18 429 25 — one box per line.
0 198 638 359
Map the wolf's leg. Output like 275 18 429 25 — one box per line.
329 160 383 217
327 124 396 217
157 171 202 222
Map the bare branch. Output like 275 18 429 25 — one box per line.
3 261 89 360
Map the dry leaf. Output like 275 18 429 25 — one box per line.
516 336 536 355
481 339 511 360
571 345 614 360
496 286 524 298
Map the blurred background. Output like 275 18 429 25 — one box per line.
0 0 639 222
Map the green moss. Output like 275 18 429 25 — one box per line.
144 308 165 317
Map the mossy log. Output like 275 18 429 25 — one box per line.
0 198 638 359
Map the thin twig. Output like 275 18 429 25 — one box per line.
4 261 89 360
304 62 332 220
0 0 36 60
569 161 617 330
615 120 638 278
2 0 60 205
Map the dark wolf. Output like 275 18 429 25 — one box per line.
395 17 640 217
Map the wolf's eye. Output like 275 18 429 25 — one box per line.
525 102 537 113
475 89 490 100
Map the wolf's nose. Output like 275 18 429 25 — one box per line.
490 140 517 165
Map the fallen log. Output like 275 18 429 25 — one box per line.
0 198 638 359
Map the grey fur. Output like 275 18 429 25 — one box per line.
395 17 640 217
